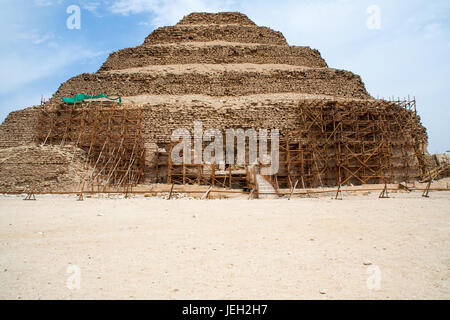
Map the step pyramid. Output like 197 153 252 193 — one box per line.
0 12 431 192
50 12 370 102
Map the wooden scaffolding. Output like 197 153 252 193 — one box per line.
275 98 425 188
164 98 426 190
35 102 145 190
166 139 254 189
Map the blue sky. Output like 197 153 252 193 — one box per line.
1 0 449 153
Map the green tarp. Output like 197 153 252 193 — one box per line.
61 94 121 105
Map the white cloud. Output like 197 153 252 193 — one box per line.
0 0 107 96
110 0 159 15
80 1 102 12
109 0 236 26
17 29 55 45
34 0 54 5
0 48 106 95
34 0 63 6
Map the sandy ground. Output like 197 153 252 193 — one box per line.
0 191 449 300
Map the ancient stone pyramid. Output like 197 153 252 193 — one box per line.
50 11 370 101
0 12 431 193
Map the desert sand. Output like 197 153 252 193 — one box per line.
0 191 449 300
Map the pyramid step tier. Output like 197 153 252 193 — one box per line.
51 64 370 103
177 12 257 26
99 42 327 71
144 24 287 45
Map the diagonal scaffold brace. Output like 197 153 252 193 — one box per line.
24 192 36 201
379 182 390 198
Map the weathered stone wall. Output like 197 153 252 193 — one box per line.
139 98 427 184
141 101 301 143
144 25 287 45
0 107 40 149
99 44 327 71
50 68 369 104
177 12 257 26
139 99 425 144
0 145 89 192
